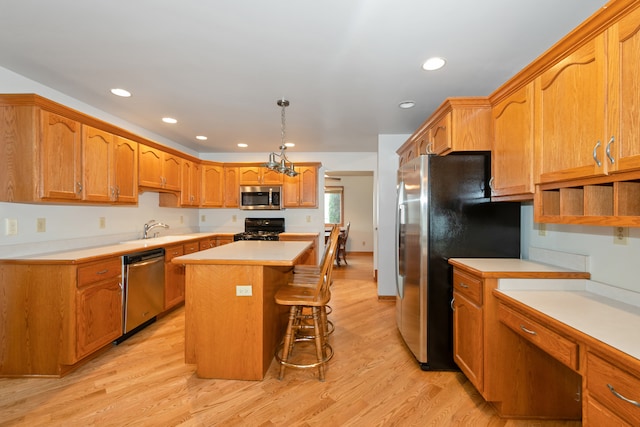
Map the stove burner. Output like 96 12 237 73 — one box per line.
233 217 285 241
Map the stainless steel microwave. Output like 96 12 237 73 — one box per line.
239 185 282 210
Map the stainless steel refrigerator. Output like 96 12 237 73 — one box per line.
395 153 520 370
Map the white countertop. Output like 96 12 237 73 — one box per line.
496 285 640 361
448 258 590 278
173 240 312 266
0 233 222 262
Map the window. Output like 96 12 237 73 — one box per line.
324 186 344 226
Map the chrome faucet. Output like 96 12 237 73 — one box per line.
143 220 169 239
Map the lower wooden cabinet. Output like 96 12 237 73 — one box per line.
164 244 185 310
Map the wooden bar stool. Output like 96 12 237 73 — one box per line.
274 226 340 381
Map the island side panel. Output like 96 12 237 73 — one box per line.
261 265 292 375
185 263 290 380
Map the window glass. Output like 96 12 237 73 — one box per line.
324 186 343 226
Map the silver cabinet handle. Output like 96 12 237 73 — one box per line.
426 142 434 154
489 176 495 192
76 182 83 194
607 384 640 408
459 282 469 289
520 325 537 335
605 136 615 164
450 297 455 311
593 141 602 167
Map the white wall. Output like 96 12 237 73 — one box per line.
377 135 407 296
522 202 640 293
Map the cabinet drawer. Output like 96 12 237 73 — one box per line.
586 352 640 425
183 241 200 254
200 239 215 250
452 270 482 306
77 257 122 286
165 244 185 262
498 304 578 370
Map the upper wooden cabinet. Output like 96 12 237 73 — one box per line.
239 166 283 185
606 5 640 174
223 166 239 207
490 83 535 201
283 165 318 208
82 126 138 204
138 144 182 191
180 160 201 207
427 98 492 155
534 33 607 184
201 162 224 207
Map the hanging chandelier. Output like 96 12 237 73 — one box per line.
264 98 298 177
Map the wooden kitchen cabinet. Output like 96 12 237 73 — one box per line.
0 255 124 377
452 270 484 393
427 97 492 155
449 261 587 419
139 144 182 191
82 126 138 204
239 165 283 185
201 162 224 207
283 165 318 208
164 244 185 310
490 82 535 201
534 33 607 184
584 350 640 426
75 257 123 359
223 165 240 207
180 160 201 207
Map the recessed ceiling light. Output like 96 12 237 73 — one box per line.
196 135 208 141
399 101 416 109
110 88 131 97
237 143 248 148
422 57 446 71
284 142 295 148
162 117 177 124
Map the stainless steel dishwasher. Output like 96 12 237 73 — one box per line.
119 248 165 341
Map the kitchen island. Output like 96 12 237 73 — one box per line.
172 240 312 380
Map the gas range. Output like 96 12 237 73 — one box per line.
233 218 285 241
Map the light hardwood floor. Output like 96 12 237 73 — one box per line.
0 253 581 426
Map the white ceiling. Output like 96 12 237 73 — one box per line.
0 0 606 154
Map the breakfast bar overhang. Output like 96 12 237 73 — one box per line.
172 240 312 380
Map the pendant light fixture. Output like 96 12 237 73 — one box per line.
264 98 298 177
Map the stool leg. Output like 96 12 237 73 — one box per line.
278 305 297 380
312 307 326 381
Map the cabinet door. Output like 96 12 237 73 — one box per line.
535 33 607 183
82 125 113 202
430 113 452 154
180 160 200 206
491 83 535 199
298 166 317 207
453 291 483 393
261 168 283 184
282 172 299 207
138 144 163 188
163 152 182 191
76 278 123 358
113 136 138 204
607 6 640 174
239 166 261 184
164 244 185 309
40 110 82 200
201 163 224 207
223 166 239 207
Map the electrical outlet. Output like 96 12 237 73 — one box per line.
538 223 546 236
180 215 184 224
5 218 18 236
232 215 237 222
613 226 628 245
236 285 252 296
99 217 106 229
36 218 46 233
306 215 311 223
201 215 206 222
